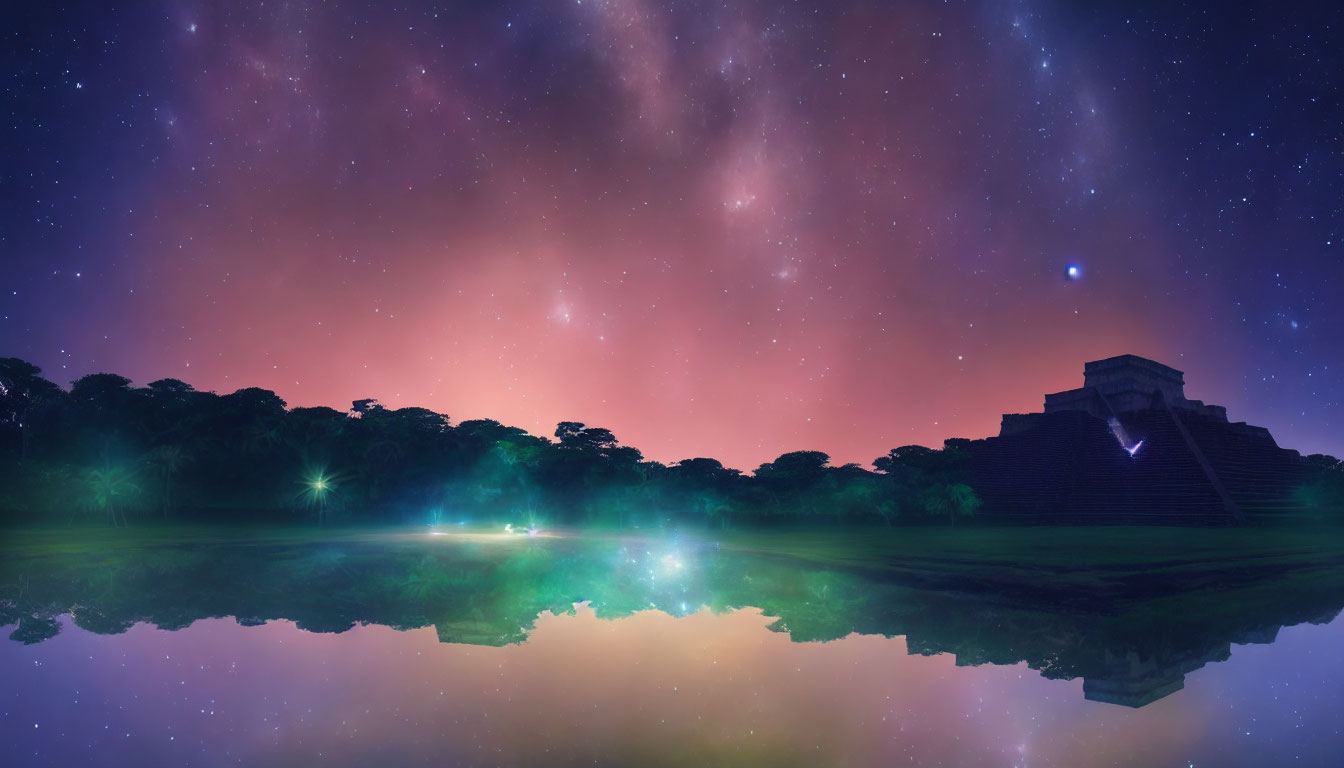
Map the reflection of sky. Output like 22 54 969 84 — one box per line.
3 609 1343 767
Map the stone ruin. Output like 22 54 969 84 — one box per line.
969 355 1311 523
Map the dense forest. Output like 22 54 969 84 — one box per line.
0 358 985 528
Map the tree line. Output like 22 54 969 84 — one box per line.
0 358 982 527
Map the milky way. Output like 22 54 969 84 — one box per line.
3 1 1341 469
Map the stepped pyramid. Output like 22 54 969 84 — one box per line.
968 355 1311 523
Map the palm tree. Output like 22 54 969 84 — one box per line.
921 482 982 526
144 444 191 519
83 465 140 527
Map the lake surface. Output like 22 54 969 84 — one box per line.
3 528 1343 766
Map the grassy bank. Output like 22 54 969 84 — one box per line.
6 523 1344 595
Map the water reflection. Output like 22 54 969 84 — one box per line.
3 530 1343 714
4 606 1344 767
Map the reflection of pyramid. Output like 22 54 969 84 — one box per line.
971 355 1313 522
1084 669 1185 708
1081 645 1219 707
1074 607 1342 707
871 579 1344 709
1069 607 1344 710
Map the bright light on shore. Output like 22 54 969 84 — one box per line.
419 527 562 543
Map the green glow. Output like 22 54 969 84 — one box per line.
299 468 337 523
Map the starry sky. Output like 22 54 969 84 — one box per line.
3 0 1341 470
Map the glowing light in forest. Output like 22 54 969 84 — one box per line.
299 468 336 512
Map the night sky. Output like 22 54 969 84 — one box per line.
3 1 1341 470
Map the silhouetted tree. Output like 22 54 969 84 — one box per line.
920 482 981 526
0 358 64 462
555 422 619 453
82 463 139 526
144 444 191 518
3 357 1330 529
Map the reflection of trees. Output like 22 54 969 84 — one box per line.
3 536 1343 707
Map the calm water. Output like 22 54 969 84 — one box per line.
3 529 1343 766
